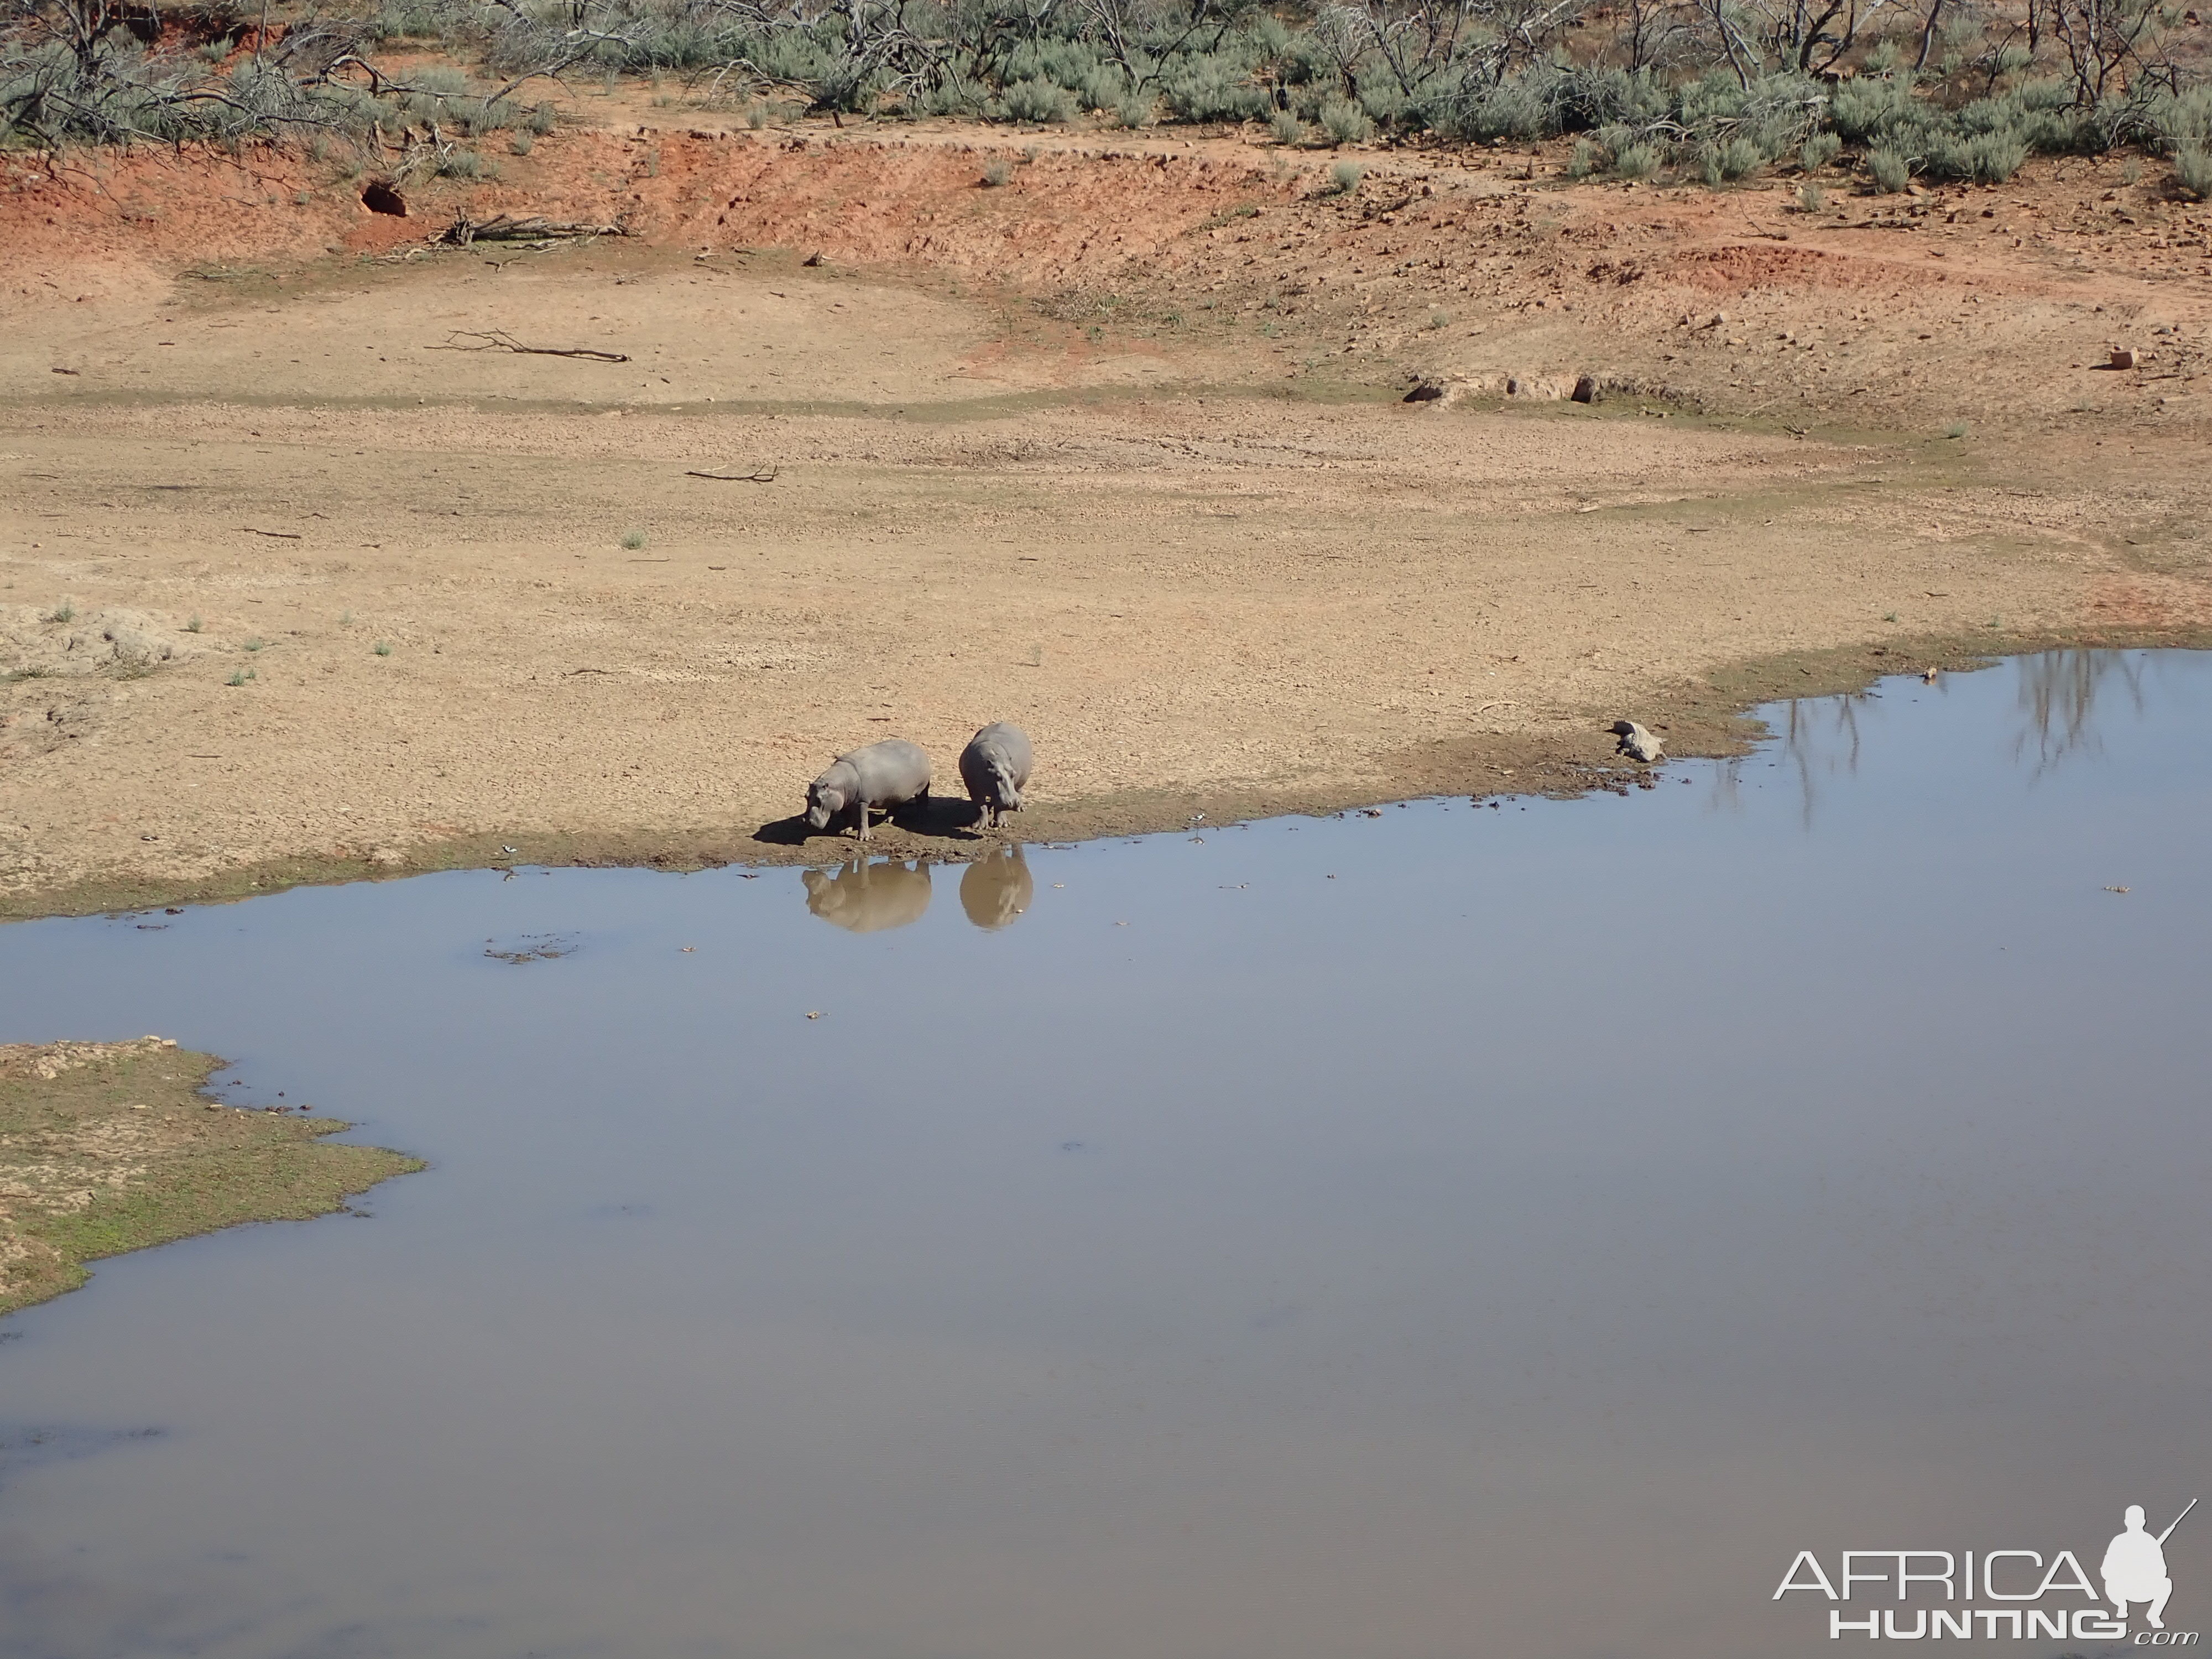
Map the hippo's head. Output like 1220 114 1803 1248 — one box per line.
989 761 1023 812
805 778 847 831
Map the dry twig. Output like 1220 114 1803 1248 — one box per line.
431 330 630 363
685 466 780 482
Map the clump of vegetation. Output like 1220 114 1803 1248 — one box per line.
1327 158 1363 194
0 1038 421 1317
2177 145 2212 200
372 639 394 656
979 155 1011 186
619 526 648 549
6 0 2210 194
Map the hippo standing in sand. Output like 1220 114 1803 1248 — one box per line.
806 738 931 841
959 722 1034 830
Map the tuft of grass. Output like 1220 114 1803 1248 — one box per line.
509 132 534 156
1944 422 1968 439
184 615 202 633
529 102 557 135
1801 131 1843 171
1798 181 1825 212
226 667 253 686
243 638 267 652
1426 310 1450 330
2121 158 2142 186
979 157 1012 187
1269 109 1301 145
1327 159 1364 195
373 640 394 656
1884 611 1900 622
619 528 648 550
48 600 75 624
1869 147 1911 194
436 148 491 180
338 610 354 627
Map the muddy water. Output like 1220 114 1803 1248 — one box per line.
2 650 2209 1659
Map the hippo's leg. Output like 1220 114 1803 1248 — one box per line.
856 802 872 842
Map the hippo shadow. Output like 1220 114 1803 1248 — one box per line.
753 793 983 847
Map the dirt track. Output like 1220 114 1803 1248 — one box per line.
3 110 2210 916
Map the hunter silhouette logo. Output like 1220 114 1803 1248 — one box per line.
1775 1498 2199 1642
2107 1500 2194 1631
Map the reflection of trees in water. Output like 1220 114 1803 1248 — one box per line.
1707 690 1870 829
2011 649 2143 778
1705 650 2145 826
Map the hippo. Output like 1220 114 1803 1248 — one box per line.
958 722 1034 830
805 738 931 841
801 858 933 933
958 845 1034 931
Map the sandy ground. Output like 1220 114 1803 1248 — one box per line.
3 106 2210 916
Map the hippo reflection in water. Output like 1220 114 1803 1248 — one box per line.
800 858 933 933
958 846 1034 931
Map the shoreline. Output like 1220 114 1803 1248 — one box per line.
9 626 2203 925
0 1039 422 1318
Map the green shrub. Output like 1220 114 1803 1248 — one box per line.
980 156 1011 186
1801 130 1841 170
1269 108 1301 145
2178 146 2212 200
1164 59 1269 123
1869 147 1911 192
1968 128 2027 182
436 147 490 179
1717 134 1765 180
1611 142 1660 180
1327 158 1363 194
1000 77 1072 124
1319 98 1373 145
1567 138 1598 178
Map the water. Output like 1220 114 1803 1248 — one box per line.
2 651 2208 1659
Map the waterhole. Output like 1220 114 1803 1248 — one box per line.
1 650 2206 1659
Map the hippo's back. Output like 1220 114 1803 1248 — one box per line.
959 723 1034 795
837 738 932 805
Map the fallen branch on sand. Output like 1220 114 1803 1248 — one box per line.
430 330 630 363
686 466 779 482
436 212 626 247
